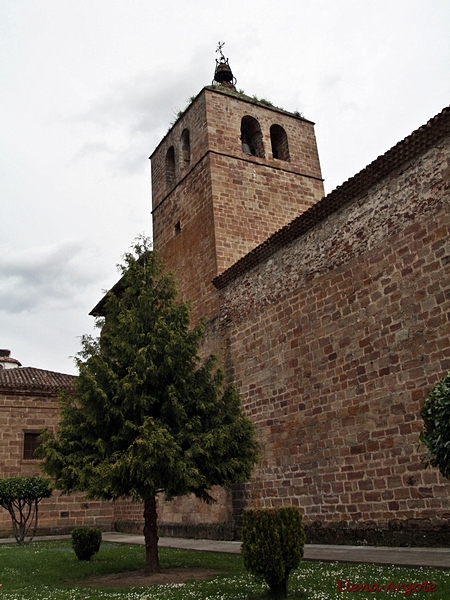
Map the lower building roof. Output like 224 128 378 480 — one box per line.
0 367 76 393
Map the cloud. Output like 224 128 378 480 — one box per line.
0 240 102 314
71 52 209 176
74 140 113 161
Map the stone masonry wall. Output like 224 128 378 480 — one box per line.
209 151 324 276
113 486 233 539
151 92 209 211
204 87 324 275
217 137 450 545
152 153 219 326
0 390 113 537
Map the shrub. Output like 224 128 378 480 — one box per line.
242 506 305 598
0 476 53 544
71 527 102 561
420 371 450 479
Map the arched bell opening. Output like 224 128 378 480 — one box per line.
165 146 176 191
241 116 265 158
270 124 290 161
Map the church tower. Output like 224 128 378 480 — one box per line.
150 52 324 326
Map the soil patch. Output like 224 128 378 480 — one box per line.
82 567 224 589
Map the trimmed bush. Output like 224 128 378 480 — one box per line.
242 506 305 598
420 371 450 479
71 527 102 561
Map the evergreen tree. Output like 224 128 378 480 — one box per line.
420 371 450 480
38 237 258 574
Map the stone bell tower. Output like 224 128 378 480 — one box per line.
150 49 324 327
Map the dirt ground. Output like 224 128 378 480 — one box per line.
83 567 224 589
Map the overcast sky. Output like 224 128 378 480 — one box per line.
1 0 449 375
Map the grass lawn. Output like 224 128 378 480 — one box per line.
0 540 449 599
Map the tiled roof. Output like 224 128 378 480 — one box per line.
0 367 76 392
90 278 122 317
214 105 450 290
89 251 153 317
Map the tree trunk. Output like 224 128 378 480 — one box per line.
8 499 38 544
143 496 161 574
268 571 289 598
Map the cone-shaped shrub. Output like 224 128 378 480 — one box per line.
242 507 305 598
420 371 450 479
71 527 102 561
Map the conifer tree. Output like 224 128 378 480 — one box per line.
420 371 450 480
38 237 258 574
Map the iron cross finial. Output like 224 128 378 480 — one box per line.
216 41 226 61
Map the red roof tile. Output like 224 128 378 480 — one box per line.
0 367 76 392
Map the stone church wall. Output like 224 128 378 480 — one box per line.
113 486 233 539
216 135 450 545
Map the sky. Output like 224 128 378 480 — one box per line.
1 0 449 375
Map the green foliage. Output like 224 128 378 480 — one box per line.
38 236 258 571
0 476 53 544
71 527 102 561
242 507 305 598
170 95 198 128
420 371 450 479
0 476 53 505
251 95 274 107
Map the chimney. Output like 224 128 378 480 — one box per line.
0 350 22 370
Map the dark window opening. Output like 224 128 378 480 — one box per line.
175 221 181 236
240 116 265 158
23 432 41 460
181 129 190 166
270 124 290 161
165 146 176 191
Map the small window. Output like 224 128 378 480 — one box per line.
181 129 190 166
23 432 41 460
240 116 265 158
174 221 181 236
165 146 176 191
270 124 290 161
